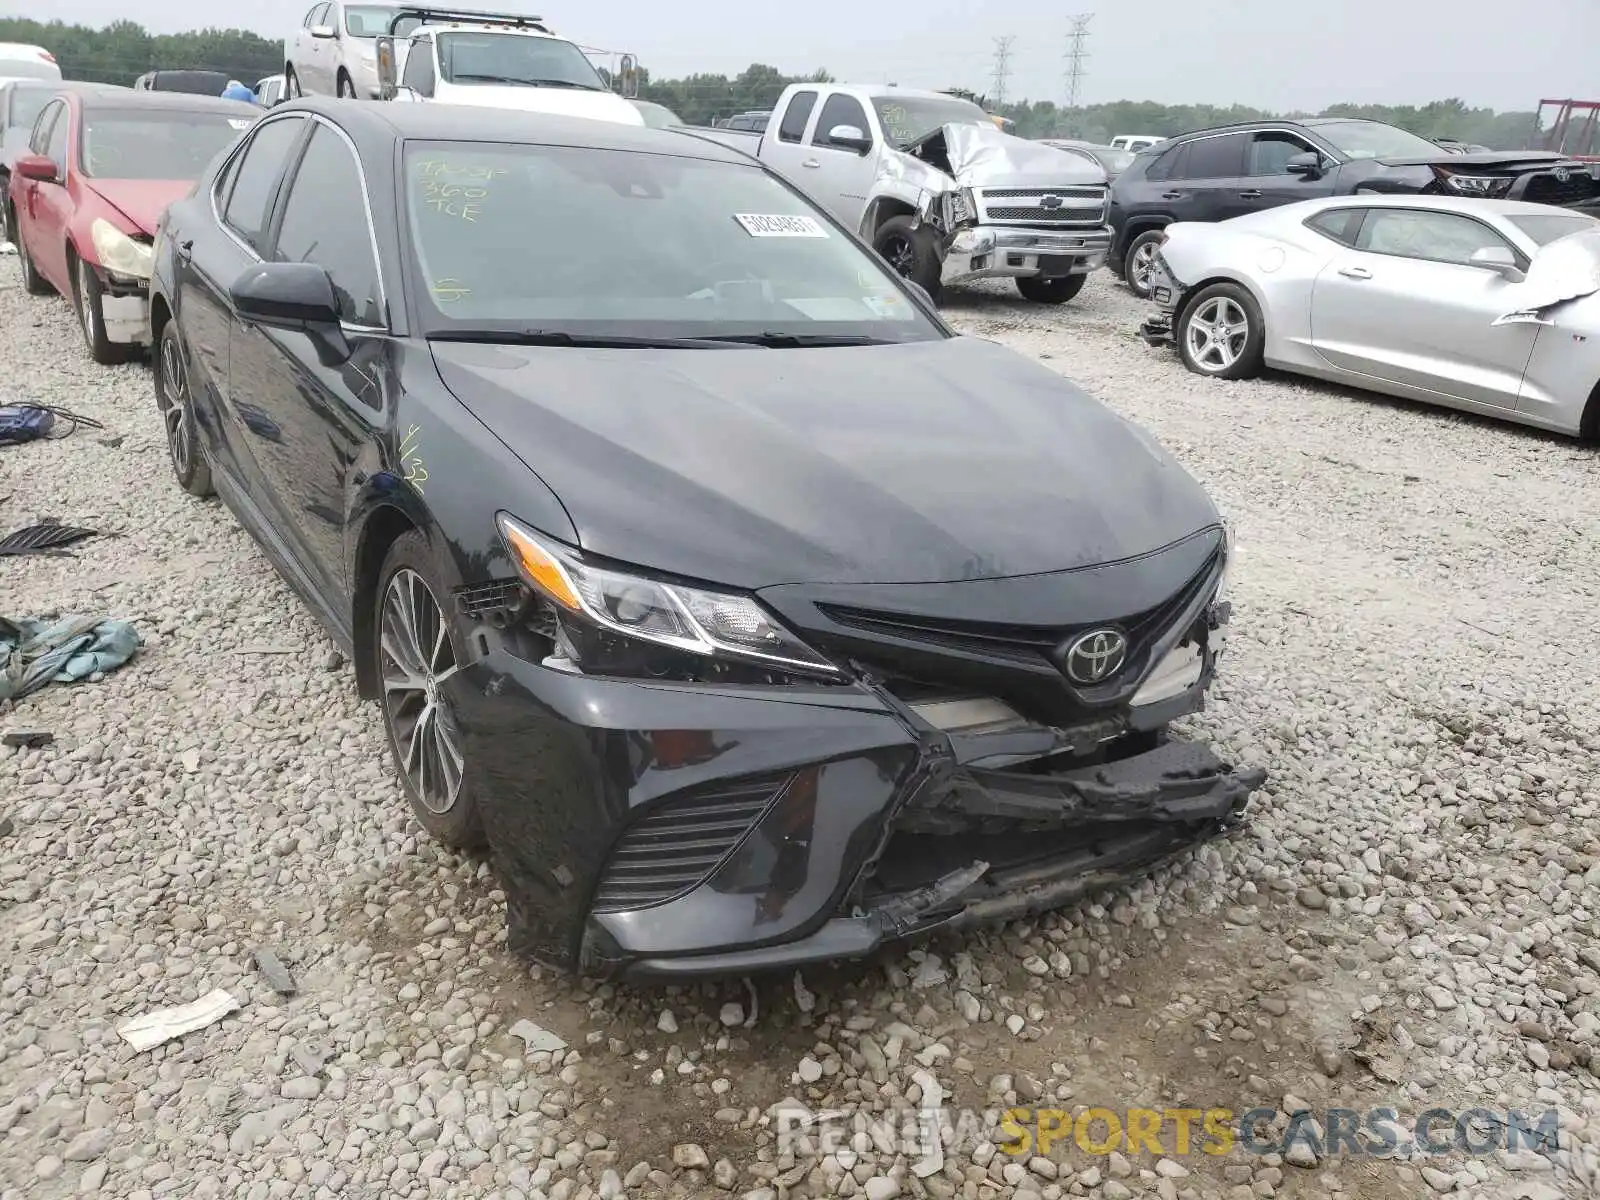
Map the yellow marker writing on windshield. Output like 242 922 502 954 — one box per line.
431 279 471 303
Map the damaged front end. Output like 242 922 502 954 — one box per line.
549 531 1266 980
1493 226 1600 325
873 121 1114 288
1136 237 1183 345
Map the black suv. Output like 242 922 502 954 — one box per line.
1108 117 1600 297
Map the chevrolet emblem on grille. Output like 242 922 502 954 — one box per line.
1061 628 1127 685
1039 194 1065 209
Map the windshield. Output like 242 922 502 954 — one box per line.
6 85 52 129
1312 120 1448 161
80 109 253 180
403 141 938 340
1511 213 1599 246
871 96 991 147
344 5 395 36
436 32 605 89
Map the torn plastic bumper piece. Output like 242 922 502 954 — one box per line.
615 738 1264 980
1139 312 1173 345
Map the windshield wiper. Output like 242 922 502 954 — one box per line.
699 332 896 348
428 328 758 349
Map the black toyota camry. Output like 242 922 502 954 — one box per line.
147 97 1265 977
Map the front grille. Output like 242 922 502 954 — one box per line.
1522 172 1600 206
975 185 1107 227
590 773 790 913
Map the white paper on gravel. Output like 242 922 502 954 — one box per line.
117 988 241 1051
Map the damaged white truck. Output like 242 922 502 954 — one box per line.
694 84 1112 304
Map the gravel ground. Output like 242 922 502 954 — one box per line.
2 260 1599 1200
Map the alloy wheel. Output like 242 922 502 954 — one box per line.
881 233 914 277
1184 296 1249 373
380 568 465 815
1130 241 1158 292
156 328 192 477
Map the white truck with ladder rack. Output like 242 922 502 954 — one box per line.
374 5 644 125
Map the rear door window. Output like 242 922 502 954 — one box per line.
222 115 308 251
777 91 816 143
1178 133 1247 180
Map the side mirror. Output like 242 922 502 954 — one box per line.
230 262 352 364
827 124 872 155
376 36 397 99
309 23 337 39
1469 245 1525 283
1285 152 1323 178
14 154 57 182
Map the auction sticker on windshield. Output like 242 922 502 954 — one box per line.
735 213 828 238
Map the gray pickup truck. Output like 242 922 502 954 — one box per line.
693 83 1111 304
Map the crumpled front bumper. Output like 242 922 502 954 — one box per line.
942 224 1112 286
1138 252 1183 346
451 591 1264 980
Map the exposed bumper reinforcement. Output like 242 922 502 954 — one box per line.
942 224 1113 285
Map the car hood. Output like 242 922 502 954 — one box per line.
84 178 192 234
1375 151 1586 172
1493 226 1600 324
431 334 1219 590
943 122 1107 187
432 85 644 124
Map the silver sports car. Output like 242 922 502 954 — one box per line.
1138 195 1600 439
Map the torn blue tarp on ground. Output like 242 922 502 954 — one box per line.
0 615 142 702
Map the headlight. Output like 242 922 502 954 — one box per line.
947 186 977 226
1439 173 1513 199
90 218 153 281
496 513 840 677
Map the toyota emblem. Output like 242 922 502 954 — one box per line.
1040 194 1064 209
1062 628 1127 685
1554 167 1571 184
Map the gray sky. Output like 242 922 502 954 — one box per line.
16 0 1597 113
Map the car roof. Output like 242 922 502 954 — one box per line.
81 91 258 116
1293 194 1588 220
268 96 759 165
1 79 124 94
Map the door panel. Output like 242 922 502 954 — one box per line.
31 105 73 290
1162 132 1250 223
1241 131 1337 211
806 92 877 227
1309 253 1537 411
759 89 820 199
232 121 387 594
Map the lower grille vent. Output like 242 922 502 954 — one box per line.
591 773 791 913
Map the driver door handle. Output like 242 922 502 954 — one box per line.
1160 191 1183 200
1238 189 1262 198
1338 266 1372 280
801 158 821 168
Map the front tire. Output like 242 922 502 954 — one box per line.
154 319 214 496
75 257 133 365
1123 229 1166 299
17 223 51 295
285 65 302 98
1016 273 1088 305
872 215 942 302
1175 282 1265 380
376 531 485 850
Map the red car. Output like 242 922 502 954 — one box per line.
8 89 258 363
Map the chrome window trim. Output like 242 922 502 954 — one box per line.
208 110 390 328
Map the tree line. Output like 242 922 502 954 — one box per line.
1 17 1543 149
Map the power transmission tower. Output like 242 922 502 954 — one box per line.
1063 13 1092 110
990 36 1014 107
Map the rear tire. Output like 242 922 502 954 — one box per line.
1016 273 1088 305
1123 229 1166 299
872 215 943 302
1175 282 1265 381
376 531 486 850
154 319 214 497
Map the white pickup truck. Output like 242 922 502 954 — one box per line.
694 83 1111 304
374 5 643 125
